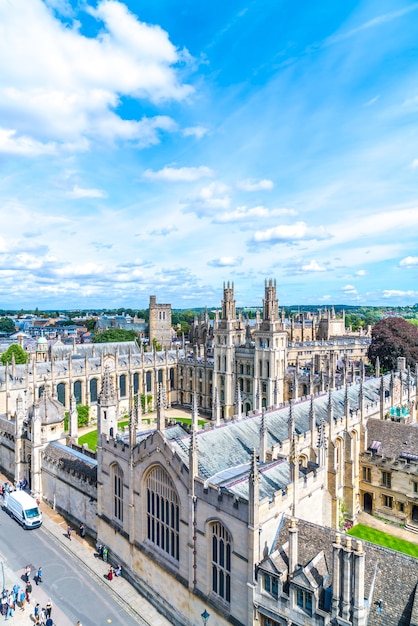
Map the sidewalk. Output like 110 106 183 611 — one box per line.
0 493 173 626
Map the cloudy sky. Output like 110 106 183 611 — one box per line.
1 0 418 310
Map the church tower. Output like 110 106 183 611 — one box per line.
212 282 245 418
253 279 287 410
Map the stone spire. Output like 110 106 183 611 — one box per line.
248 449 260 528
189 392 199 494
156 383 166 435
375 355 380 378
214 386 221 426
259 408 268 462
235 382 242 419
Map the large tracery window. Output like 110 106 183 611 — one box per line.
146 466 179 561
211 522 231 603
112 464 123 522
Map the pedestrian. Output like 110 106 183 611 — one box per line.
114 564 122 577
1 593 7 616
5 593 14 620
97 544 103 559
25 581 32 603
36 566 42 584
39 606 47 625
107 566 113 581
67 525 72 541
46 617 53 626
12 583 19 603
102 546 108 562
76 621 83 626
79 522 86 538
45 598 52 618
24 564 31 582
34 602 40 624
19 588 26 610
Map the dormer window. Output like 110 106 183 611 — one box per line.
263 573 279 598
296 588 312 615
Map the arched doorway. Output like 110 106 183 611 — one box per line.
412 505 418 523
363 492 373 514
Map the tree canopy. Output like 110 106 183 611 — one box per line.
0 317 16 335
368 317 418 371
0 343 29 365
93 328 138 343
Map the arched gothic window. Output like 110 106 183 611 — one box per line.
90 378 98 403
74 380 82 404
146 466 179 561
57 383 65 406
211 522 231 603
112 464 123 522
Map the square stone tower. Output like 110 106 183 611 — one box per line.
148 295 173 349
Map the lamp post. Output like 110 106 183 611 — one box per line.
201 609 210 625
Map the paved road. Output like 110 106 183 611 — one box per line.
0 503 148 626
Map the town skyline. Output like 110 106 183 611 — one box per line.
1 0 418 309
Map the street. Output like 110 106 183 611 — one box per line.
0 504 148 626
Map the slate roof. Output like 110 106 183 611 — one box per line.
43 441 97 483
28 391 66 424
365 418 418 459
259 516 418 626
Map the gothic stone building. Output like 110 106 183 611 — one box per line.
0 280 417 625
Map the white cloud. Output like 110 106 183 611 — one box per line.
150 225 178 236
68 185 107 199
342 284 358 294
0 0 193 151
410 159 418 169
399 256 418 267
251 221 330 245
144 166 214 182
301 260 326 272
213 205 296 224
182 126 208 139
355 269 366 276
184 182 231 217
0 128 57 156
383 290 418 298
207 257 243 268
237 178 274 191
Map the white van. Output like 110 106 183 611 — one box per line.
4 490 42 529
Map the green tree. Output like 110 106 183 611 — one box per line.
368 317 418 371
0 317 16 334
93 329 138 343
64 404 89 430
0 344 29 365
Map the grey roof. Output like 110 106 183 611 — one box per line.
43 441 97 483
365 418 418 459
259 516 418 626
29 391 65 424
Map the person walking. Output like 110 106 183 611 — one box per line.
39 606 47 625
36 566 42 585
45 598 52 618
34 602 40 624
79 522 86 538
67 525 72 541
18 587 26 610
25 581 32 603
24 565 31 582
46 617 53 626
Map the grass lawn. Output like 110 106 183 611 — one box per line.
347 524 418 558
78 416 205 451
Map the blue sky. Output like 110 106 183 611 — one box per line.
1 0 418 310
